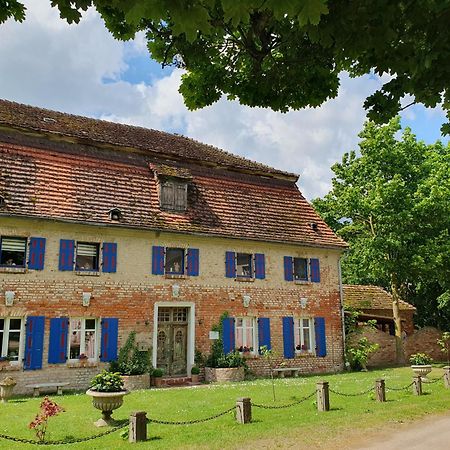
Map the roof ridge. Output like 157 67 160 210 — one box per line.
0 99 298 180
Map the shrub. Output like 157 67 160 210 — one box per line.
409 353 433 365
191 366 200 375
110 331 150 376
152 368 164 378
90 370 124 392
346 337 379 371
216 351 247 368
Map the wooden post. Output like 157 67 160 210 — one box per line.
444 366 450 389
129 411 147 443
316 381 330 412
375 379 386 402
412 376 422 396
236 398 252 424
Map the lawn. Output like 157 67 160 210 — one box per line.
0 367 448 449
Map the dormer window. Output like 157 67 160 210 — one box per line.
109 208 122 221
160 179 187 212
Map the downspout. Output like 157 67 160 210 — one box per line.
338 255 346 369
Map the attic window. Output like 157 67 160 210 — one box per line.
310 222 319 232
160 179 187 212
42 117 57 123
109 208 122 221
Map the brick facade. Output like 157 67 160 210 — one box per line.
0 217 344 394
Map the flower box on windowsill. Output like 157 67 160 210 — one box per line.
241 352 258 359
0 267 27 274
0 362 20 372
75 270 101 277
294 280 312 285
295 352 314 358
234 277 255 283
67 361 98 369
164 274 187 280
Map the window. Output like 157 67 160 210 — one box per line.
295 318 314 353
165 248 185 274
293 257 308 281
235 318 256 353
236 253 253 278
69 318 98 360
0 237 27 267
0 318 24 361
75 242 99 271
160 179 187 212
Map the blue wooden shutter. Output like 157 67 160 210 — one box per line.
222 317 235 354
48 318 69 364
282 317 295 359
258 318 271 352
58 239 74 271
254 253 265 279
24 316 45 370
187 248 199 276
310 258 320 282
315 317 327 357
284 256 294 281
102 242 117 273
28 237 46 270
152 246 165 275
225 251 235 278
101 318 119 362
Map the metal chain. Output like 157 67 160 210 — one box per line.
252 391 316 409
328 386 374 397
422 374 445 384
386 381 414 391
0 420 128 446
148 406 235 425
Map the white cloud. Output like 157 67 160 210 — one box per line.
0 1 444 201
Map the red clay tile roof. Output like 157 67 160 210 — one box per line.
0 99 295 179
0 100 347 249
343 285 416 311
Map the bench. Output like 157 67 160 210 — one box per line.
25 382 70 397
273 368 302 378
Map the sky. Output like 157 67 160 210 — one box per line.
0 1 448 200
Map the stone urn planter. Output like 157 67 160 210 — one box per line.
86 389 129 427
0 376 16 403
205 367 245 383
411 365 433 378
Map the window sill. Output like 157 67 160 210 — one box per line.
0 363 21 371
165 274 187 279
0 267 27 274
241 353 258 359
235 277 255 283
295 352 315 358
67 361 98 368
294 280 312 285
75 271 100 277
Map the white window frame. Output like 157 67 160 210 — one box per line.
295 317 315 354
75 242 100 272
293 257 309 281
235 253 254 278
0 236 28 268
235 317 257 354
0 317 25 364
68 318 99 361
164 247 186 275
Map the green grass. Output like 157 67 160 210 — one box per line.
0 367 448 449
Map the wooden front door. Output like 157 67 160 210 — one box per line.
157 307 188 376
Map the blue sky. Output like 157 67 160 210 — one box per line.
0 1 447 199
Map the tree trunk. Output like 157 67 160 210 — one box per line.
391 279 405 364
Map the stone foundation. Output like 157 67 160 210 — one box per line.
205 367 245 382
122 374 151 391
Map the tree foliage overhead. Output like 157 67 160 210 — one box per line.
313 119 450 329
2 1 450 134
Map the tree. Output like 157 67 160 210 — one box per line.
312 118 450 362
2 1 450 134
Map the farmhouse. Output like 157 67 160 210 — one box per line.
0 100 347 393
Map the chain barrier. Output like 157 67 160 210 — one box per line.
148 406 235 425
0 420 128 446
386 381 414 391
251 391 316 409
422 374 445 384
329 386 374 397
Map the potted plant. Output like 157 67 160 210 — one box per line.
151 368 164 388
78 353 88 367
410 353 433 378
109 331 151 391
0 376 16 403
191 366 200 383
86 370 129 427
0 356 11 370
205 351 246 383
